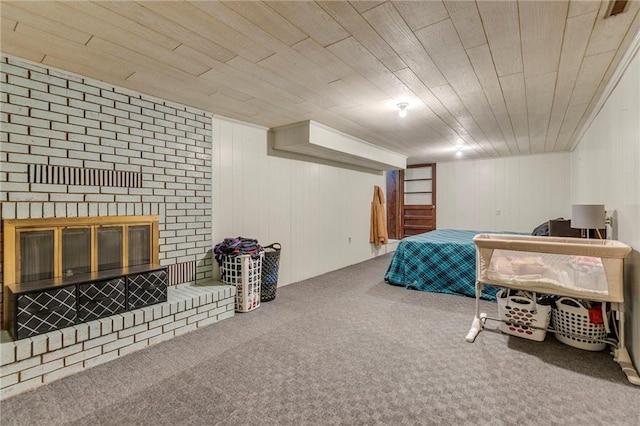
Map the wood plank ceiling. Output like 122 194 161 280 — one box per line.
1 1 639 163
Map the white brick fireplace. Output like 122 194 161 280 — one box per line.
0 55 227 398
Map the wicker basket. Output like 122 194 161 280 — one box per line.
551 297 608 351
260 243 281 302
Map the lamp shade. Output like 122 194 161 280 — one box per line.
571 204 605 229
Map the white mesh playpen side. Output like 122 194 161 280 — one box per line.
473 234 630 303
220 253 263 312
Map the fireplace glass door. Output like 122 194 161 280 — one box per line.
19 230 54 282
62 228 91 276
98 226 123 271
128 225 151 267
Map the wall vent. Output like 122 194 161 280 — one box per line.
28 164 142 188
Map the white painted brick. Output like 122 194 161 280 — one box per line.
2 102 29 115
85 93 114 108
30 90 67 106
118 324 147 339
133 310 145 326
50 103 84 117
0 356 42 377
196 316 220 328
41 339 81 364
135 328 161 343
100 89 129 103
102 336 134 353
7 74 47 92
51 122 85 134
65 346 102 366
21 359 64 381
149 316 173 330
0 342 16 366
218 297 236 308
14 339 32 361
85 111 115 123
148 331 174 346
0 377 43 400
29 72 67 90
119 340 148 356
204 306 227 319
161 303 172 316
187 312 208 325
44 332 62 352
130 97 155 109
152 304 163 320
111 315 124 332
70 116 102 130
174 307 198 321
87 321 102 339
99 318 113 335
55 203 67 217
49 85 83 100
141 307 155 323
82 333 117 351
115 101 141 114
69 99 100 112
30 127 67 140
84 350 119 369
2 123 29 135
68 81 100 95
10 114 50 129
30 335 49 356
162 319 186 333
218 310 235 321
43 362 84 384
174 323 198 336
0 62 28 77
0 373 19 388
74 323 90 343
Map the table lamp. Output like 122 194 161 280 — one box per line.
571 204 605 239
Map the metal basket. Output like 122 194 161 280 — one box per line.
260 243 281 302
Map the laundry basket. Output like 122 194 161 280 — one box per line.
497 289 552 342
220 253 263 312
260 243 281 302
551 297 608 351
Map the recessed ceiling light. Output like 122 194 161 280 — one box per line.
397 103 408 118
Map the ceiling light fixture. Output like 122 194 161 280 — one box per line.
455 149 463 158
397 102 408 118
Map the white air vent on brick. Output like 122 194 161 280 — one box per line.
28 164 142 187
269 120 407 171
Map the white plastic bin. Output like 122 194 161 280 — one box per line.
220 253 263 312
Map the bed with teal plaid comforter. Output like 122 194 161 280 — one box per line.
384 229 502 301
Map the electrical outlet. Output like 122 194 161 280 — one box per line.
496 209 501 216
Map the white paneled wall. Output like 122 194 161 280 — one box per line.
211 117 389 288
437 153 571 232
571 50 640 371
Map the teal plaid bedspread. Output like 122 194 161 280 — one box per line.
384 229 504 301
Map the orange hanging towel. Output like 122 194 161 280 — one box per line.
370 185 389 245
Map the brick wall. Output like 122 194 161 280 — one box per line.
0 55 213 326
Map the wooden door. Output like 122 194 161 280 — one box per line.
387 164 436 239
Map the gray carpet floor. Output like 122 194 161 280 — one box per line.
1 253 639 425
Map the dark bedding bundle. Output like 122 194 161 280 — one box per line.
214 237 263 265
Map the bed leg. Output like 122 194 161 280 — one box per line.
466 281 485 342
612 303 640 385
